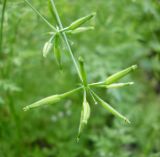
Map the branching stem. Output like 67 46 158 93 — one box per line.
50 0 82 82
24 0 57 32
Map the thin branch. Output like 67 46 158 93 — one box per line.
24 0 57 32
49 0 82 81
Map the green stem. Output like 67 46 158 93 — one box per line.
60 87 82 98
90 89 130 123
24 0 57 32
88 87 97 104
89 81 105 87
0 0 7 55
49 0 82 81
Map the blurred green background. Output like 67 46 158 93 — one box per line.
0 0 160 157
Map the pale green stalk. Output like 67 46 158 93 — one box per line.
49 0 82 81
24 0 57 32
91 89 130 123
60 87 82 98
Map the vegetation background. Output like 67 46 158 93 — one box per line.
0 0 160 157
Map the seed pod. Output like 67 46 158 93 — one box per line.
43 41 53 57
107 82 134 88
91 91 130 123
23 87 82 111
67 12 96 30
54 34 62 69
105 65 137 85
78 91 90 138
78 57 87 86
67 26 94 34
97 82 134 88
23 95 61 111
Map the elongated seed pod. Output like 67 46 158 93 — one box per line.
67 12 96 30
54 34 62 69
97 82 134 88
66 26 94 34
105 65 137 85
23 95 61 111
78 91 90 138
91 91 130 123
43 41 53 57
23 87 82 111
78 57 87 86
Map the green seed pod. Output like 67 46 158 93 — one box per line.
78 91 90 138
43 41 53 57
106 82 134 88
66 26 94 34
78 57 87 86
67 12 96 30
23 95 61 111
91 91 130 123
54 34 62 69
105 65 137 85
97 82 134 88
23 87 82 111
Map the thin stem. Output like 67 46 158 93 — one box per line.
24 0 57 32
89 81 105 87
0 0 7 54
49 0 82 81
88 88 97 105
90 89 130 123
60 86 82 98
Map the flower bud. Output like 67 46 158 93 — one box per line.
105 65 137 85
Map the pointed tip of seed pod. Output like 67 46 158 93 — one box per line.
78 56 84 62
23 106 30 111
124 118 131 124
128 82 134 85
90 26 95 30
95 101 98 105
58 63 63 71
132 65 138 70
43 54 47 58
76 137 80 143
91 12 96 17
